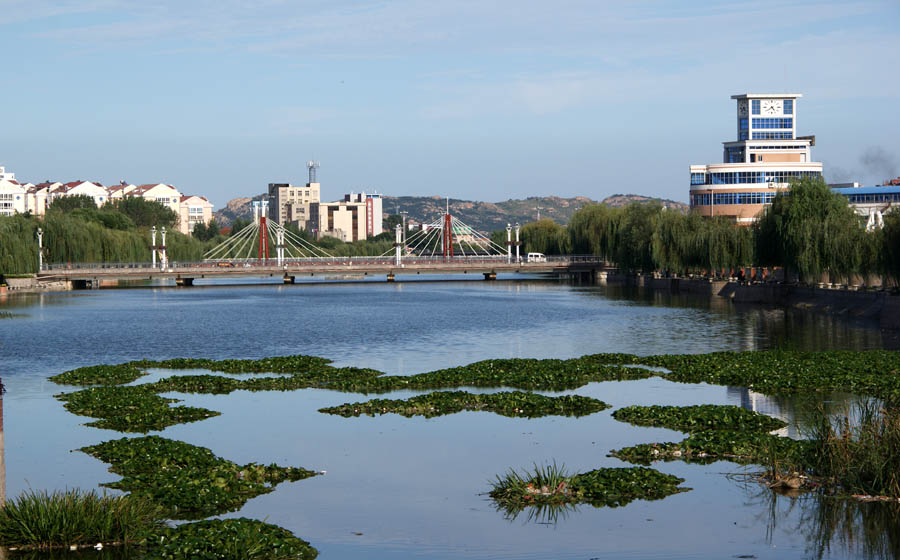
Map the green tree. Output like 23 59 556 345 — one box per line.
48 195 97 213
520 219 569 255
107 198 177 229
881 212 900 287
755 177 865 284
613 204 662 273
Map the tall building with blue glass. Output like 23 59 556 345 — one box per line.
689 93 823 223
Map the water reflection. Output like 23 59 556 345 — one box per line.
729 388 860 438
747 485 900 560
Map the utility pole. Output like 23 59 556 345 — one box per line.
533 206 543 221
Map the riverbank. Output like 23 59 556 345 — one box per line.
605 273 900 330
0 276 71 294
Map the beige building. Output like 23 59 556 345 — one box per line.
178 195 214 234
129 183 182 215
314 192 384 242
268 181 320 229
689 93 823 223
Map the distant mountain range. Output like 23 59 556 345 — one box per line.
214 194 688 232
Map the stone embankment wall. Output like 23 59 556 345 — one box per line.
606 273 900 330
0 276 71 293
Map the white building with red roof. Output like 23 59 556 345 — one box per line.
0 178 27 216
49 181 109 207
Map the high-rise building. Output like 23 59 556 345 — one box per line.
689 94 823 223
268 162 321 229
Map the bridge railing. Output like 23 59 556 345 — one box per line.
39 255 608 272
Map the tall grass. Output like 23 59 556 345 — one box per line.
0 489 165 549
490 461 572 504
802 401 900 497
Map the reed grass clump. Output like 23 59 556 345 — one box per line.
489 462 688 512
0 489 165 550
802 402 900 497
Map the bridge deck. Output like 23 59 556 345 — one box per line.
37 258 608 282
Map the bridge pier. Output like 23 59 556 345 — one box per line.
175 277 194 287
283 275 296 284
483 271 497 281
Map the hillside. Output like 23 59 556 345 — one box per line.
214 194 688 232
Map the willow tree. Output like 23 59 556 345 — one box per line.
521 218 569 255
881 212 900 287
568 204 622 259
0 215 39 274
755 177 865 284
613 203 662 273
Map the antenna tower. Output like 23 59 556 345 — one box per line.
307 160 320 183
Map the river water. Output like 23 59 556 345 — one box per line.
1 275 898 559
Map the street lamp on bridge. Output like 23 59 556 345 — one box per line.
36 227 43 271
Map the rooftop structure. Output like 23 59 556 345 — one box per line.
689 93 823 223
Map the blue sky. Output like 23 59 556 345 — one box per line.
1 0 898 208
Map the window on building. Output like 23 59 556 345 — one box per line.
740 118 749 130
752 100 760 115
783 99 793 115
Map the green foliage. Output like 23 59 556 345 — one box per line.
107 198 177 229
803 402 900 497
80 436 318 519
0 489 165 549
50 364 147 386
150 518 317 559
0 214 39 274
610 430 809 466
320 390 610 418
881 211 900 285
755 177 867 283
383 213 402 232
230 218 251 236
520 218 570 255
55 385 220 432
611 404 787 433
489 463 688 512
191 219 220 242
48 195 98 213
132 355 333 374
642 350 900 401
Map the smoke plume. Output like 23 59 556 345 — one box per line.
860 147 898 182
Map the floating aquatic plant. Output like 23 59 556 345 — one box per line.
55 385 220 433
612 404 787 433
149 518 317 559
610 430 810 466
488 462 688 514
50 364 147 386
80 436 318 519
320 390 610 418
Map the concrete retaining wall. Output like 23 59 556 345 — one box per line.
606 272 900 329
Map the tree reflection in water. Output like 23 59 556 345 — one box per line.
746 484 900 560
